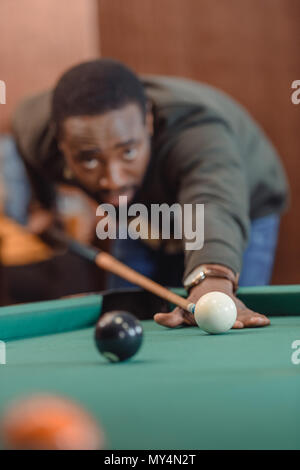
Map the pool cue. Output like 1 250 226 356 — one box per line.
48 229 195 314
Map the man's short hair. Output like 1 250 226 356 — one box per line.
52 59 147 136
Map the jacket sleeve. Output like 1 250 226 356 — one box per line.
12 90 58 209
165 122 250 277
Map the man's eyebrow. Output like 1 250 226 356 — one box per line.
76 148 101 157
114 139 138 149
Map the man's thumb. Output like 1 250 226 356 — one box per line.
154 309 184 328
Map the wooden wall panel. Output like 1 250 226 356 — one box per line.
0 0 100 132
98 0 300 284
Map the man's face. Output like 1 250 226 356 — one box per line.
59 103 153 207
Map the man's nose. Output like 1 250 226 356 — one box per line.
99 164 123 190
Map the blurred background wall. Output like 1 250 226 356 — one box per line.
0 0 100 132
0 0 299 284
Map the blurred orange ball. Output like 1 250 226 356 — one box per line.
1 394 105 450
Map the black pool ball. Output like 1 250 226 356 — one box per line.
94 311 143 362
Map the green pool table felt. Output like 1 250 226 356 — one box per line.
1 316 299 450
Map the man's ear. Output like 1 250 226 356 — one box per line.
145 101 154 136
57 133 67 154
51 120 65 152
57 139 65 153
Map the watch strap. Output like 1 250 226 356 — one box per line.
184 264 239 292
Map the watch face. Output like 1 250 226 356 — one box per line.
184 268 205 287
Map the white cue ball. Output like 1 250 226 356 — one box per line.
194 291 237 334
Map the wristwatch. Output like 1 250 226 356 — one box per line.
183 264 239 292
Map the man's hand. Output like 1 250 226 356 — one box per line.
26 207 67 250
154 277 270 329
27 207 57 236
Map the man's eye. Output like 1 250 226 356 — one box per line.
82 158 99 170
123 148 137 161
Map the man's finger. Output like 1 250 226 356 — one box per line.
232 320 244 329
245 313 270 327
154 308 185 328
238 311 271 328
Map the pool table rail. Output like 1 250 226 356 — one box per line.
0 285 299 342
